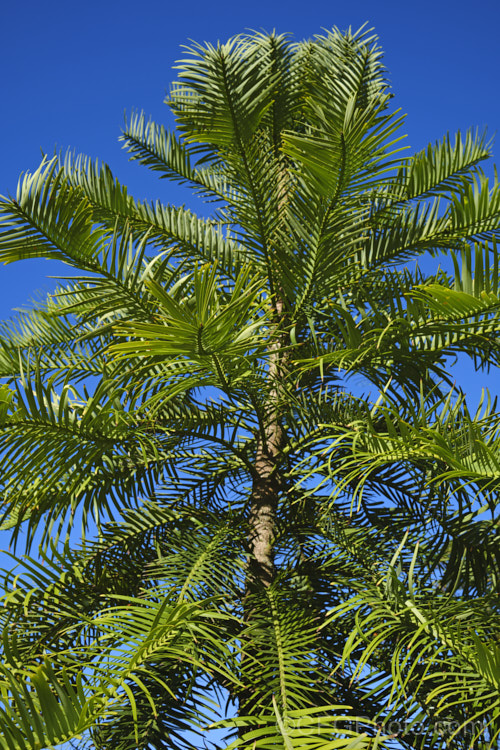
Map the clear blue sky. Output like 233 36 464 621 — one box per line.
1 0 499 322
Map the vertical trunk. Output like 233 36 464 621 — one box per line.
247 160 290 589
239 161 291 727
247 300 286 591
247 415 282 588
238 303 287 725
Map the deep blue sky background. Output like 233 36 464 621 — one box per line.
1 0 499 386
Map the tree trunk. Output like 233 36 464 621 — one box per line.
239 161 290 724
238 302 287 726
247 437 280 588
248 299 286 591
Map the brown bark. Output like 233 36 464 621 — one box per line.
247 426 282 588
247 298 286 591
238 302 287 724
239 161 291 725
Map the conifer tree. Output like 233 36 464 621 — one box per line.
0 26 499 750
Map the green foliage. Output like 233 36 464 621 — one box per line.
0 24 499 750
